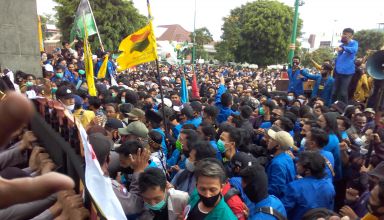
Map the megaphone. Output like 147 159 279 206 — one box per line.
366 50 384 80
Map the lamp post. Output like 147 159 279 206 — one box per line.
287 0 301 66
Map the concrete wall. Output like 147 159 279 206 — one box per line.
0 0 42 76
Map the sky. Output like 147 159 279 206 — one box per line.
37 0 384 41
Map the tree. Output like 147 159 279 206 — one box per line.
216 0 303 66
190 27 213 61
301 47 335 68
54 0 147 51
40 14 57 39
354 30 384 57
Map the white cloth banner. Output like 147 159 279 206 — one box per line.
78 124 127 220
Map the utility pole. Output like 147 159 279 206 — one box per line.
288 0 300 66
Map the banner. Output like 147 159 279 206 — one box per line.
70 0 97 41
38 16 44 52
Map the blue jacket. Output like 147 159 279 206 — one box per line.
300 72 335 106
324 134 342 180
320 149 335 182
287 68 308 96
248 195 287 220
266 152 296 199
210 140 223 161
173 117 201 139
216 84 236 124
281 177 335 220
229 177 251 204
335 40 358 75
95 59 115 78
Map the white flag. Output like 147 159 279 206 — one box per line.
78 124 127 220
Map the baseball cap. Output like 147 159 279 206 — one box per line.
155 98 172 108
364 108 375 114
368 161 384 180
146 109 163 124
88 133 113 164
119 103 134 115
126 108 145 120
231 152 258 169
105 118 124 130
56 86 75 100
118 121 148 138
44 64 54 72
267 130 294 148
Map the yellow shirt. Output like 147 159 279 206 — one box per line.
353 74 372 102
74 109 96 128
362 213 378 220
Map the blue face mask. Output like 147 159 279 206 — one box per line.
26 81 34 87
144 199 166 211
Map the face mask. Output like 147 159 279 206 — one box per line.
65 104 75 112
121 98 126 103
112 93 117 98
287 96 294 101
216 139 226 153
56 73 63 78
42 56 47 62
185 158 195 172
293 61 300 66
26 81 34 87
199 193 221 208
175 139 183 151
259 107 265 115
51 87 58 93
354 138 364 147
144 199 166 211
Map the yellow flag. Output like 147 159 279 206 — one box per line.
38 16 44 52
97 54 109 79
83 15 97 97
117 21 157 70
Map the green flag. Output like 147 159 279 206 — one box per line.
70 0 97 41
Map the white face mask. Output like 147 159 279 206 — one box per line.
185 158 195 172
66 104 75 112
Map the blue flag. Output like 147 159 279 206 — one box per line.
180 76 189 104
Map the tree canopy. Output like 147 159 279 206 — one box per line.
216 0 302 66
54 0 147 51
189 27 214 61
353 29 384 57
301 47 335 68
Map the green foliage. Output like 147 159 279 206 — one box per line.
301 47 335 68
54 0 147 51
190 27 213 61
354 30 384 57
216 0 303 66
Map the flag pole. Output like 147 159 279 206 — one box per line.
86 0 104 52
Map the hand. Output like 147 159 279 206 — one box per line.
20 131 37 151
339 205 358 219
166 181 174 190
0 172 74 208
345 188 359 202
350 133 358 140
337 47 344 52
220 75 225 85
372 133 381 144
339 141 348 151
29 147 45 171
130 148 150 173
73 39 78 43
360 164 372 173
40 159 56 174
170 165 180 172
243 204 249 219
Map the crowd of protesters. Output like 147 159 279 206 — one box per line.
0 27 383 220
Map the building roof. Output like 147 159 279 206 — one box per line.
157 24 191 42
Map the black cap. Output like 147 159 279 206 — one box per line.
119 103 134 115
148 130 163 144
105 118 124 130
56 86 75 100
88 133 113 165
146 109 163 124
181 105 194 118
190 101 203 113
231 152 258 169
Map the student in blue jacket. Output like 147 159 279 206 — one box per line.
333 28 358 104
281 151 335 220
287 56 309 96
300 63 335 106
215 76 236 124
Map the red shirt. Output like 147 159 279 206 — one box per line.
222 182 246 220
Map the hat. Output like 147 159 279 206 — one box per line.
190 101 203 113
56 86 75 100
231 152 258 169
44 64 54 72
368 161 384 180
364 108 375 114
181 105 194 118
173 105 182 112
105 118 124 130
89 133 113 164
331 101 346 114
159 106 175 119
146 109 163 124
267 130 294 148
148 130 163 144
118 121 148 138
126 108 145 119
155 98 172 108
119 103 134 115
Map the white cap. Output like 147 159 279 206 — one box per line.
156 98 172 108
44 64 53 72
